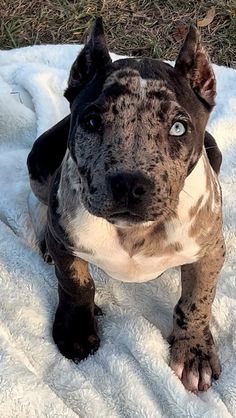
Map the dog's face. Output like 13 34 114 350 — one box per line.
65 18 216 226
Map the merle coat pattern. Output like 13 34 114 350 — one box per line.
27 18 225 393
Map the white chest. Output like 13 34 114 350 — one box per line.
66 209 200 283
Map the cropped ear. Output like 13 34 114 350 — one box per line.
64 17 112 103
175 25 216 109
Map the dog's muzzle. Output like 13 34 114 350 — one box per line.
105 171 154 224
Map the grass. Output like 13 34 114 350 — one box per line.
0 0 236 67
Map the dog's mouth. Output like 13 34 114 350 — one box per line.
86 199 160 227
107 211 145 227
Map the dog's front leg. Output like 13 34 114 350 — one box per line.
46 230 100 361
168 236 225 392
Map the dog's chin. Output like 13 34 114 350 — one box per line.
85 203 155 228
106 212 154 229
107 216 141 228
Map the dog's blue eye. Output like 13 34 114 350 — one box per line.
83 114 101 132
169 121 186 136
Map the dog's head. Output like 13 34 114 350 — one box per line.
65 18 216 226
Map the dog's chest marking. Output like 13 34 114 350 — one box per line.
66 209 200 282
60 153 218 283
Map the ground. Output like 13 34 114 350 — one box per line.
1 1 236 67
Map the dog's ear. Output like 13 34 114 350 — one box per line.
64 17 111 103
175 25 216 109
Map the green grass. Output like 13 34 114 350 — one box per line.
0 0 236 67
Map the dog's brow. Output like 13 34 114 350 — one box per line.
103 68 141 99
146 90 171 101
115 69 139 79
103 82 137 99
171 107 192 123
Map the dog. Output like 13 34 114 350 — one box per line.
27 18 225 393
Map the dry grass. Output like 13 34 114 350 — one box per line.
0 0 236 67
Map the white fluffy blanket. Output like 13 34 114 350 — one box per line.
0 44 236 418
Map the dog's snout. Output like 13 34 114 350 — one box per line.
107 172 153 204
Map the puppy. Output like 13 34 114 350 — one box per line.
27 18 225 393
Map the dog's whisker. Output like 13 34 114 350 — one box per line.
168 196 179 204
163 206 178 220
182 189 196 201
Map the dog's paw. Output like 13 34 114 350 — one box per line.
53 307 100 362
168 328 221 392
55 331 100 362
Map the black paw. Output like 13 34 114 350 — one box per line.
54 331 100 362
53 305 100 362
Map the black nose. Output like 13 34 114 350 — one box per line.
107 171 153 204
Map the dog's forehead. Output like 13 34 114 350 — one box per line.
97 61 188 124
96 57 190 116
103 67 176 101
73 57 202 121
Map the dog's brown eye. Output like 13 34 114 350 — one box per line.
83 113 102 133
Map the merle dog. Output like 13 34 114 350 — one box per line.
27 18 225 393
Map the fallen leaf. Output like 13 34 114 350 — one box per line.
197 6 216 27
